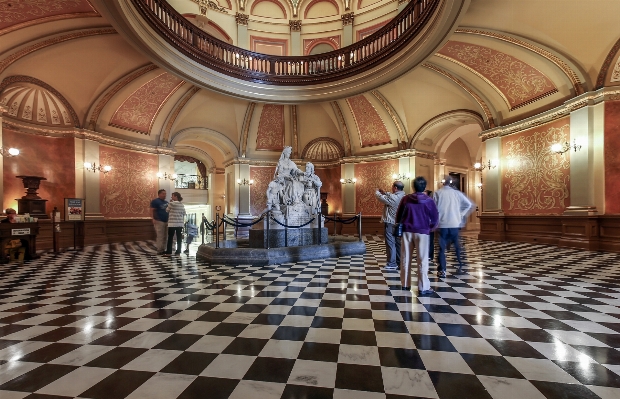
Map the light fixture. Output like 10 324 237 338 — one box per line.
340 178 357 184
237 178 254 186
392 173 411 180
552 139 581 154
476 181 483 190
156 172 177 181
473 159 498 171
84 162 112 174
0 147 19 157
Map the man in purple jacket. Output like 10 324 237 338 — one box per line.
395 176 439 294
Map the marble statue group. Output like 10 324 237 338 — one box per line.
266 146 322 221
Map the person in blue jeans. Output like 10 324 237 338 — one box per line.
433 176 475 277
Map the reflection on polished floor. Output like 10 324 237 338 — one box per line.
0 237 619 399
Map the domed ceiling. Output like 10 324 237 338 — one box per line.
1 0 620 172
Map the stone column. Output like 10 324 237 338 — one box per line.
481 137 502 213
289 20 301 56
341 13 354 47
398 156 414 193
236 13 249 49
0 105 6 208
564 104 604 215
341 163 356 214
83 139 104 219
237 163 252 217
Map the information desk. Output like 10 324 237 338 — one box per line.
0 222 40 263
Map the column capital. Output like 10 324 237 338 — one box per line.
235 12 249 26
289 20 302 32
341 12 354 26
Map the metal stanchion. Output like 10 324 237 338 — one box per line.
265 211 270 249
201 213 205 244
215 213 220 249
357 212 362 241
333 213 337 236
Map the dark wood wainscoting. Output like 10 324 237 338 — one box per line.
479 214 620 252
35 219 156 251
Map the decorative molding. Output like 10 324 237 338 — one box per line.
479 87 620 141
596 36 620 89
437 42 558 110
1 119 175 155
0 0 99 35
87 64 159 130
0 75 80 128
455 28 585 95
190 0 228 14
303 0 339 19
174 144 215 170
239 102 256 157
410 109 484 148
331 101 352 156
235 12 249 25
347 95 392 148
255 104 284 151
611 56 620 83
370 90 408 146
161 85 200 146
250 0 287 18
291 105 299 158
303 36 340 55
0 28 116 76
301 137 345 161
422 62 495 128
341 12 354 26
289 19 302 31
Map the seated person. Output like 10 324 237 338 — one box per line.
2 208 25 263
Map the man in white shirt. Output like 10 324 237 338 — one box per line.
433 176 475 277
375 181 406 270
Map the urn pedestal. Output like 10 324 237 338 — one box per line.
15 175 49 219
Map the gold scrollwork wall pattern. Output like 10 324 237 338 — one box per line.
502 121 570 214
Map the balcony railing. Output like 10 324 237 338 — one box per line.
134 0 438 85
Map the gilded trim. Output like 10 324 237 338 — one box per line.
370 90 408 145
455 28 585 95
87 64 159 130
596 36 620 89
422 63 495 128
0 28 117 75
161 86 200 146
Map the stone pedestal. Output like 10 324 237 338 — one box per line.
249 227 328 248
15 175 49 219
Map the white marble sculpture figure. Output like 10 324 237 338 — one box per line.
266 147 322 216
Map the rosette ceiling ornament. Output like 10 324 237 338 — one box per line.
90 0 470 103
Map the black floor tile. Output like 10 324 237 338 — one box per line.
340 330 377 346
85 347 148 368
378 347 425 369
160 351 217 375
0 364 77 392
410 334 457 352
272 326 309 341
79 369 155 399
529 380 600 399
251 313 287 325
222 337 268 355
437 323 482 338
207 323 249 337
460 354 524 378
428 371 493 399
298 342 340 362
335 363 384 392
19 343 81 363
311 316 343 330
281 384 334 399
553 360 620 387
243 357 295 383
89 330 143 346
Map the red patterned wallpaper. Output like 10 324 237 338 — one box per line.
605 101 620 213
109 72 183 135
501 118 570 215
0 0 96 32
256 104 284 151
2 129 75 217
314 167 341 214
346 95 391 147
438 41 557 110
355 160 398 215
99 147 157 218
249 166 273 215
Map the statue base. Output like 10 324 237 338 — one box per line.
249 227 328 248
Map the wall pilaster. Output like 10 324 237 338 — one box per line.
482 137 502 213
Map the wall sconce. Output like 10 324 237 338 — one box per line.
392 173 411 180
157 172 177 181
237 178 254 185
473 159 497 171
476 181 483 190
340 178 357 184
0 147 19 157
551 139 581 154
84 162 112 174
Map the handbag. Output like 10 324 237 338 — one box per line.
393 223 403 237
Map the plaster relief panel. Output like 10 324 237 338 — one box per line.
502 118 570 214
355 160 398 215
346 95 391 147
100 147 157 218
605 101 620 213
250 166 273 215
109 73 183 135
256 104 285 151
438 41 557 110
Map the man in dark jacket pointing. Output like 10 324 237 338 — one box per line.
395 177 439 294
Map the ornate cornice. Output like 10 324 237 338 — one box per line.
87 64 159 130
1 118 175 155
410 109 484 148
0 75 81 128
331 101 352 156
239 102 256 157
0 28 117 76
341 12 354 26
455 28 585 95
289 20 302 32
161 85 200 146
370 90 408 146
190 0 228 14
596 36 620 89
479 87 620 141
235 12 249 25
422 63 495 128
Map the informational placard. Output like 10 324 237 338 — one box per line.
65 198 85 221
11 228 30 235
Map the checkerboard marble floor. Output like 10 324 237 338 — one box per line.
1 236 620 399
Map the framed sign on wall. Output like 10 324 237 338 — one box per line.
64 198 85 221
